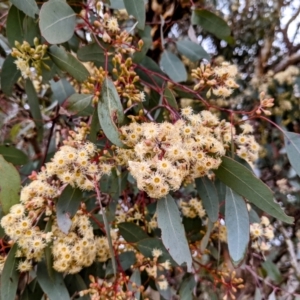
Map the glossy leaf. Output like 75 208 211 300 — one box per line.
128 270 141 299
284 131 300 177
195 176 219 222
106 251 136 276
49 45 89 82
157 195 192 271
191 9 231 40
214 156 294 224
0 146 28 165
135 56 165 88
50 78 75 104
160 50 187 83
56 186 82 233
0 155 21 214
36 261 70 300
123 0 145 30
6 5 25 46
118 222 149 243
0 244 19 300
179 275 196 300
64 274 89 300
164 88 178 109
225 187 249 264
1 54 21 96
39 0 76 44
10 0 39 18
77 42 112 64
98 77 124 147
65 93 93 115
176 40 210 62
25 79 44 141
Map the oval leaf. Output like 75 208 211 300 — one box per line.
65 93 93 115
0 146 28 165
225 187 249 265
25 79 44 141
10 0 39 18
6 5 25 46
98 77 124 147
284 131 300 177
50 78 75 104
128 270 141 299
123 0 145 30
118 222 149 243
36 261 70 300
191 9 231 40
1 54 21 96
39 0 76 44
77 42 110 64
214 156 293 224
157 194 192 271
49 45 89 82
179 275 196 300
0 155 21 214
160 50 187 83
56 185 82 233
176 40 210 62
195 176 219 222
0 244 19 300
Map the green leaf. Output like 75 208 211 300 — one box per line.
64 93 93 115
23 15 40 45
214 156 294 224
10 0 39 18
183 217 203 242
36 261 70 300
284 131 300 177
200 219 213 253
0 155 21 214
118 222 149 243
133 26 152 63
50 78 75 104
49 45 89 82
0 54 21 96
77 42 112 64
128 270 141 299
225 187 249 265
6 5 25 46
176 40 210 62
25 79 44 141
98 77 124 147
0 244 19 300
179 275 196 300
39 0 76 44
89 106 100 143
56 186 82 233
106 251 136 276
195 176 219 222
64 274 89 300
123 0 145 30
249 207 261 224
262 259 283 284
135 56 165 88
44 219 54 280
157 195 192 271
0 146 28 165
160 50 187 83
164 88 178 109
136 238 176 265
191 9 231 40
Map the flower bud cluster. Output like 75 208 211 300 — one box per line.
192 62 239 98
255 92 274 116
250 216 274 252
52 209 110 274
79 273 142 300
179 197 206 219
11 39 49 79
0 124 112 274
117 108 259 198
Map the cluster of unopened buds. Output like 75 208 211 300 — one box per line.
11 39 49 79
255 92 274 116
191 62 239 98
